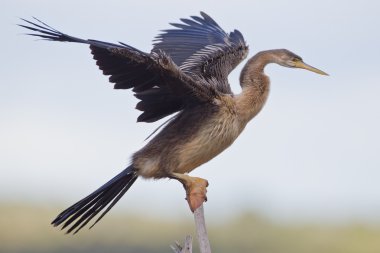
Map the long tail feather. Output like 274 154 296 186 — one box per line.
52 165 138 234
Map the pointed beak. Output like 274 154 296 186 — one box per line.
294 61 329 76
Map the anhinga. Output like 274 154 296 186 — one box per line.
19 12 328 234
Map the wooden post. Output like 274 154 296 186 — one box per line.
171 235 193 253
171 204 211 253
193 205 211 253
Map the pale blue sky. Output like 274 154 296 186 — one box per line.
1 0 380 222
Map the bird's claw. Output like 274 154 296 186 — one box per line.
184 177 209 212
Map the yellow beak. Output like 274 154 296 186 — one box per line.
294 61 329 76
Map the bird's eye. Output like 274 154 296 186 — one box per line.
292 58 300 62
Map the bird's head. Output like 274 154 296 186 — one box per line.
271 49 328 76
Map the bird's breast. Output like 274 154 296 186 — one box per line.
175 103 244 174
134 97 248 178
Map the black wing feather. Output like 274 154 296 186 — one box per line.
153 12 249 94
20 17 219 123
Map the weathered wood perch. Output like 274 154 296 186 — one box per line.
171 204 211 253
171 235 193 253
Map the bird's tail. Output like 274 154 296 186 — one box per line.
51 165 138 234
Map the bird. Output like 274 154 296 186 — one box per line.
19 12 328 234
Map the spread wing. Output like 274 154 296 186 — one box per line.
19 18 219 123
153 12 249 94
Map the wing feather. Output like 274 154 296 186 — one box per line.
153 12 249 94
19 18 219 123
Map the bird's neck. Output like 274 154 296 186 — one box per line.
235 52 273 123
240 50 280 78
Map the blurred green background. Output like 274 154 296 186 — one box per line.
1 204 379 253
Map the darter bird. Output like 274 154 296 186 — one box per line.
19 12 328 234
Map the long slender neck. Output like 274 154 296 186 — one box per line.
240 50 279 87
236 51 275 123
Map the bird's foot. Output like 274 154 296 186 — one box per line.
184 177 209 212
169 173 209 212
